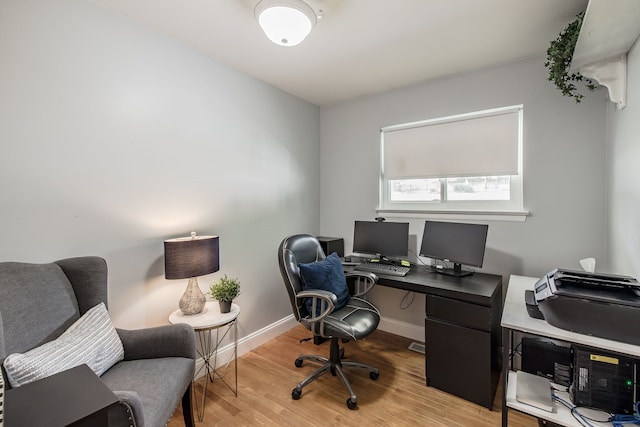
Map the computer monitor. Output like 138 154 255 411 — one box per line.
353 221 409 260
419 220 488 277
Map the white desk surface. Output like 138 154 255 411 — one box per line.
502 275 640 357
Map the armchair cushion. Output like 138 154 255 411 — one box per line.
102 357 193 427
299 252 349 316
3 302 123 387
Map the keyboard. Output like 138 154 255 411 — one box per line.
355 260 410 277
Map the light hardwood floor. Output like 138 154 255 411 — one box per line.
169 325 538 426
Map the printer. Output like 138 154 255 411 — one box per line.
532 268 640 345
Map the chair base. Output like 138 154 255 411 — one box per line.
291 336 379 410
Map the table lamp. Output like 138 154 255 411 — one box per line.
164 232 219 315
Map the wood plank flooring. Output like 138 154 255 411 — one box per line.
169 325 538 426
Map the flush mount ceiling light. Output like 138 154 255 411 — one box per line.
255 0 318 47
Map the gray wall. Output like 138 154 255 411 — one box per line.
0 0 320 334
608 40 640 277
1 0 623 341
320 56 609 327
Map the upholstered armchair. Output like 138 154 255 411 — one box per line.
0 256 196 427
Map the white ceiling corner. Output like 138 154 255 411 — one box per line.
90 0 589 106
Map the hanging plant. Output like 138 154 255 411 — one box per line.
544 11 597 103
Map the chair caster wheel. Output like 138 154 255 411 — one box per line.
292 388 302 400
370 371 379 380
346 397 357 410
294 358 303 368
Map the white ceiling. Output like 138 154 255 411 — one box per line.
90 0 589 106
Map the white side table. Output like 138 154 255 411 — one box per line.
169 301 240 422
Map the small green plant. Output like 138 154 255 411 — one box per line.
545 11 597 103
209 274 240 302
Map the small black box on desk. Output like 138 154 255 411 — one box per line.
316 236 344 258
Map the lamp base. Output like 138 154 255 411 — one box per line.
179 277 206 315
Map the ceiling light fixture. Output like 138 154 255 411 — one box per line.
255 0 317 47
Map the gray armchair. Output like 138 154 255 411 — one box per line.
278 234 381 410
0 256 195 427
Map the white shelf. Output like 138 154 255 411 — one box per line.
506 371 611 427
570 0 640 109
571 0 640 71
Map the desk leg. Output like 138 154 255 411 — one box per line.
501 327 512 427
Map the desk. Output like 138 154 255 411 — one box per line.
169 302 240 422
501 275 640 426
4 364 118 427
346 263 502 409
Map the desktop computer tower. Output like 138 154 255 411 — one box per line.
521 337 572 386
571 345 638 414
316 236 344 258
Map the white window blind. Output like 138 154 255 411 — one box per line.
382 107 521 179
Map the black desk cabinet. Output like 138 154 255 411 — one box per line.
371 266 502 409
426 289 502 409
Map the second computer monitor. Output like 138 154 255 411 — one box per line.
353 220 409 259
420 220 488 277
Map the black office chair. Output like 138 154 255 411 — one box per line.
278 234 381 409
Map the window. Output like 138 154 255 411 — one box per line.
379 105 524 215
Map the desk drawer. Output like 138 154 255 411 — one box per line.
426 294 491 331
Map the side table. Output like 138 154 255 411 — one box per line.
169 301 240 422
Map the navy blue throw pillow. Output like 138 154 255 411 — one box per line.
299 252 349 316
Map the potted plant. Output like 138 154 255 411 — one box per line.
209 274 240 313
545 11 597 103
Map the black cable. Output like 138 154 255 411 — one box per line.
399 290 414 309
407 249 428 266
508 340 522 362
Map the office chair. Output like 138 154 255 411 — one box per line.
278 234 381 409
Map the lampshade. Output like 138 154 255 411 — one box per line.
255 0 317 47
164 233 219 279
164 232 219 315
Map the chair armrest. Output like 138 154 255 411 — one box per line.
296 289 336 322
345 271 378 297
117 324 195 361
110 390 144 427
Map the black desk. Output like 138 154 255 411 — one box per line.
5 364 118 427
347 263 503 409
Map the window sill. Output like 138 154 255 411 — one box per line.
375 208 530 222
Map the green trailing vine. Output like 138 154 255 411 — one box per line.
545 11 597 103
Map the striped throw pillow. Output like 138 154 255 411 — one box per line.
3 302 124 387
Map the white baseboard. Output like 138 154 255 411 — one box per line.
378 316 424 342
194 314 298 377
194 314 423 377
